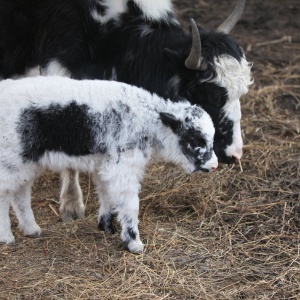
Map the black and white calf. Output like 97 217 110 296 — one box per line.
0 0 252 220
0 77 217 253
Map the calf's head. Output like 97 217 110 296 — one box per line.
160 105 218 174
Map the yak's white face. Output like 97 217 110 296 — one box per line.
210 54 253 162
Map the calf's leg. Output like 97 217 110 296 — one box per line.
59 169 85 222
0 191 15 244
11 180 41 238
93 174 116 234
99 178 143 253
116 191 143 254
97 151 147 253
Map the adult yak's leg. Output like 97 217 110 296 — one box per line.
59 169 85 222
41 63 86 222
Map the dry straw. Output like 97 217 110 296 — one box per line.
0 1 299 299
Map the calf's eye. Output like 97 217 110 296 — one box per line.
190 137 206 148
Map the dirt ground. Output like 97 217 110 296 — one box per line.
0 0 299 299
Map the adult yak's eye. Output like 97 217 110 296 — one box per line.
190 137 206 148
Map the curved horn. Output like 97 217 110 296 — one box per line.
217 0 246 34
185 19 207 71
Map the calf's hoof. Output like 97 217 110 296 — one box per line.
22 224 42 238
26 230 42 239
125 239 144 254
0 232 15 244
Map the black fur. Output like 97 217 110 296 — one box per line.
160 112 182 133
179 127 213 171
0 0 245 163
17 99 145 162
0 0 106 78
17 101 100 161
127 227 136 240
124 227 138 253
98 213 116 234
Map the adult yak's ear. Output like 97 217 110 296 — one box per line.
160 112 182 133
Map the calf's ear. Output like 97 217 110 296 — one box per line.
160 112 182 132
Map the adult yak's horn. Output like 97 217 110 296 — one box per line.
185 19 207 71
217 0 246 34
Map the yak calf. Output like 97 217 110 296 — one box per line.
0 77 217 253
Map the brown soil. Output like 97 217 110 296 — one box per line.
1 1 299 299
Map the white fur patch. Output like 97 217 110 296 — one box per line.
10 66 41 79
212 55 253 102
91 0 127 24
111 67 118 81
91 0 175 23
42 60 71 77
202 152 218 171
222 100 243 159
167 75 181 95
133 0 174 21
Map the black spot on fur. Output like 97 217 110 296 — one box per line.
116 134 148 160
124 227 138 253
17 101 101 161
179 127 213 168
160 112 182 133
98 213 116 234
127 227 136 240
138 135 148 157
213 114 235 164
99 102 131 141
